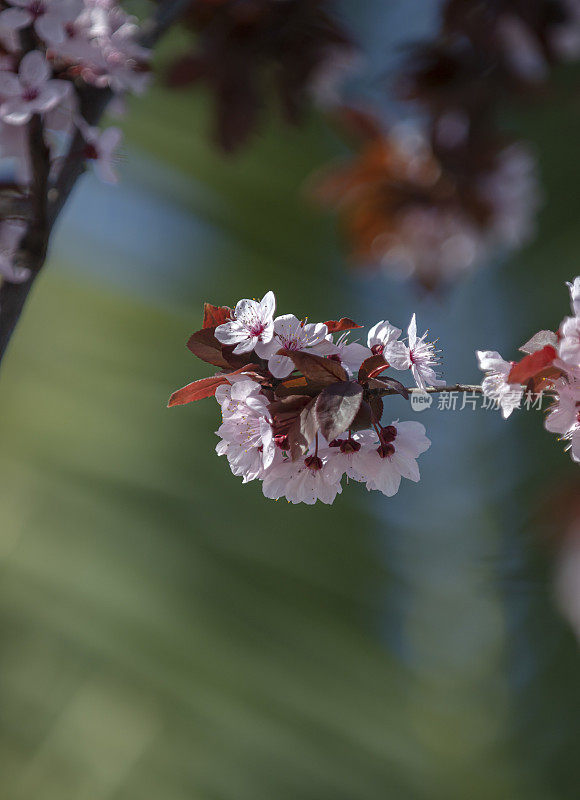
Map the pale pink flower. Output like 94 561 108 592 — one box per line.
328 332 371 376
387 314 444 389
255 313 328 378
0 51 69 125
323 430 379 483
559 315 580 367
262 452 342 505
357 421 431 497
567 276 580 317
215 291 276 355
367 320 402 355
0 0 82 46
78 120 122 184
545 378 580 464
477 350 523 418
215 379 276 483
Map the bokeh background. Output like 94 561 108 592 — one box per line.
1 3 580 799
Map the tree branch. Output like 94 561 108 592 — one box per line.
0 0 191 369
368 383 483 397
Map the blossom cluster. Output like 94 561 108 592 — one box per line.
477 276 580 463
0 0 149 284
169 291 443 505
313 121 538 287
313 1 580 287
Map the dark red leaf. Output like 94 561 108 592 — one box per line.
315 381 363 442
168 364 262 407
508 345 557 385
287 398 319 460
324 317 363 333
187 327 230 369
350 400 373 432
203 303 231 329
358 354 389 382
168 375 229 407
279 349 348 384
366 377 409 400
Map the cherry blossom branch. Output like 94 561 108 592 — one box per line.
0 0 191 369
368 384 483 397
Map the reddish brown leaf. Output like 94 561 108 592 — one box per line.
168 364 262 407
287 398 319 460
367 376 409 400
508 345 557 385
187 327 230 369
168 375 229 407
324 318 363 333
279 349 348 384
358 354 389 382
350 400 373 432
203 303 231 329
315 381 363 442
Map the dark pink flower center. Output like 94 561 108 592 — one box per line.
371 344 384 355
22 87 39 102
379 425 397 445
376 443 395 459
249 322 265 337
340 438 360 454
84 143 99 161
304 455 323 471
28 1 46 18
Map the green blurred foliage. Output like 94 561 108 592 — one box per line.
0 23 580 800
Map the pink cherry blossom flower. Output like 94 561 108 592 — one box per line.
262 451 342 505
567 276 580 317
387 314 444 389
545 378 580 463
215 379 276 483
367 320 401 356
328 332 371 376
357 421 431 497
0 0 82 46
323 429 379 483
559 315 580 366
78 120 122 184
476 350 523 418
215 291 276 355
0 51 69 125
255 313 328 378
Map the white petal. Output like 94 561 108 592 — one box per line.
259 290 276 319
268 354 294 379
408 314 418 348
0 71 21 98
0 7 30 31
20 50 50 87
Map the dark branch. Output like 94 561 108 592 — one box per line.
0 0 190 369
368 384 483 397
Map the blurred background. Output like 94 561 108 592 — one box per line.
1 2 580 798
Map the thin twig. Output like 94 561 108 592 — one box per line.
368 383 483 397
0 0 190 369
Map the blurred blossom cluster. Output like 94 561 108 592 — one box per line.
0 0 149 284
478 276 580 464
169 291 445 505
313 118 538 287
310 0 580 287
164 0 353 152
